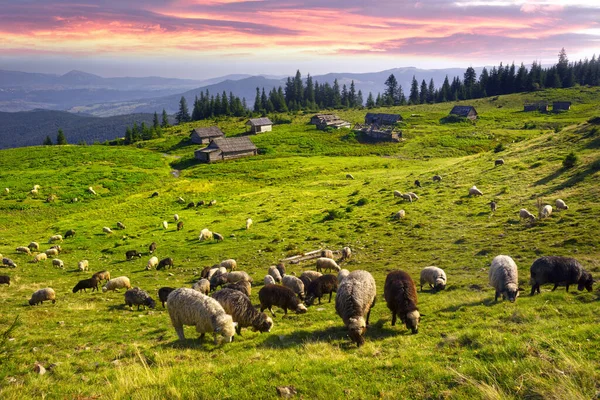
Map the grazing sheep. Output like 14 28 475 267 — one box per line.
346 173 355 180
210 272 229 291
92 270 110 282
220 259 237 271
282 275 305 300
321 249 334 259
419 266 447 291
185 202 195 209
335 270 377 346
34 253 47 262
78 260 89 271
151 191 159 198
177 221 184 231
125 250 142 260
246 218 252 230
406 192 419 201
200 266 211 279
48 235 63 243
177 197 185 204
226 271 253 284
268 266 282 283
208 267 227 280
64 229 76 238
432 175 442 182
305 274 338 306
2 258 17 268
300 271 323 284
162 221 169 230
174 214 179 221
469 186 483 196
209 200 217 206
212 289 273 335
393 210 406 220
146 256 159 270
316 257 340 273
530 256 594 295
414 180 421 188
0 275 10 286
72 277 99 293
124 287 156 310
102 276 132 293
276 263 286 277
264 275 276 286
52 259 64 268
4 188 8 194
199 228 213 241
223 280 252 297
258 285 307 316
103 227 113 234
28 242 40 251
157 257 174 270
117 222 126 230
384 270 420 333
519 208 536 221
539 205 552 219
490 201 497 212
338 269 350 284
30 189 38 196
213 232 224 241
489 255 520 302
555 199 568 210
158 287 175 307
45 248 59 257
29 288 56 306
192 279 211 295
495 159 505 167
50 245 61 252
149 242 157 254
88 187 97 195
16 246 31 255
341 247 352 261
33 185 41 191
167 288 236 343
196 200 205 207
394 191 413 202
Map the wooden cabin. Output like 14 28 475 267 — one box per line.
449 106 478 120
353 123 401 143
314 115 351 130
364 113 402 125
524 103 548 112
553 101 572 112
310 114 339 125
190 126 225 145
246 117 273 134
194 137 257 163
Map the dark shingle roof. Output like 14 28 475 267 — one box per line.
200 137 257 154
450 106 477 117
191 126 224 138
246 117 273 126
365 113 402 124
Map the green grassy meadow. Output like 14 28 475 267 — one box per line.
0 87 599 399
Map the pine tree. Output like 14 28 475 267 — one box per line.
56 129 67 145
356 90 363 108
153 112 160 129
161 109 169 128
260 88 268 112
366 92 375 108
332 79 342 108
253 87 261 113
419 79 427 104
176 96 190 124
557 48 569 86
384 74 399 105
43 135 52 146
409 75 419 104
341 84 349 108
427 79 435 103
349 81 357 108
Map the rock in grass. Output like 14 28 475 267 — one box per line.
276 386 297 398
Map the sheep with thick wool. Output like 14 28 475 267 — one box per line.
220 259 237 271
469 186 483 196
208 266 227 280
29 288 56 305
192 278 210 295
246 218 252 230
337 269 350 284
384 270 420 334
489 255 520 302
316 257 340 273
539 205 553 219
103 227 113 234
394 191 413 202
212 289 273 335
258 284 307 316
199 228 213 241
158 287 175 307
530 256 594 295
0 275 10 286
146 256 159 270
555 199 568 210
305 274 338 306
167 288 236 343
73 277 99 293
124 287 156 310
78 260 89 271
92 270 110 282
226 271 252 284
102 276 131 292
52 259 64 269
33 253 47 263
282 275 305 300
341 247 352 261
321 249 334 259
419 266 447 291
519 209 536 221
28 242 40 251
45 248 59 257
336 270 376 347
223 280 252 297
3 258 17 268
16 246 31 255
48 235 63 243
268 265 282 283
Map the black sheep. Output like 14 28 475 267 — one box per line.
125 250 142 260
148 242 157 254
158 287 175 307
124 287 156 310
186 202 195 209
414 179 421 188
530 256 594 295
73 277 99 293
258 284 307 317
177 221 184 231
196 200 205 207
64 229 76 238
305 274 338 306
151 191 159 198
384 270 420 334
157 257 174 270
0 275 10 286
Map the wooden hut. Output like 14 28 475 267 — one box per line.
553 101 572 112
190 126 225 145
310 114 339 125
194 137 257 163
246 117 273 134
524 103 548 112
353 124 401 142
314 115 351 130
364 113 402 125
449 106 478 120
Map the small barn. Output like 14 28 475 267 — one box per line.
190 126 225 145
364 113 402 125
449 106 478 120
314 115 351 130
353 124 401 143
524 103 548 112
246 117 273 134
310 114 339 125
553 101 572 112
194 137 257 163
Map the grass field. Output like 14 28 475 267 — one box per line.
0 87 599 399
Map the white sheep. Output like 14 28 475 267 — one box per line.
28 242 40 251
341 247 352 261
102 276 132 292
419 266 447 291
469 186 483 196
33 253 47 263
208 267 227 280
394 190 413 202
393 210 406 220
282 275 305 300
78 260 89 271
88 187 97 195
300 271 322 283
167 288 236 343
30 189 39 196
246 218 252 230
146 256 159 270
16 246 31 255
226 271 252 284
52 259 64 268
174 214 180 221
162 221 168 230
540 205 552 219
209 200 217 206
199 228 213 241
4 188 8 194
335 270 376 347
103 227 113 234
45 248 59 257
338 269 350 284
316 257 340 273
406 192 419 201
555 199 568 210
264 275 276 285
29 288 56 305
489 255 519 302
192 278 210 295
117 221 126 229
268 266 282 283
220 259 237 271
33 185 41 191
519 209 536 221
48 235 63 243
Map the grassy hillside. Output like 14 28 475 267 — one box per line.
0 87 599 399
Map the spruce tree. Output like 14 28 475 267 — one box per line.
56 129 67 145
366 92 375 108
356 90 363 108
43 136 53 146
409 76 419 104
175 96 190 124
419 79 428 104
153 112 159 129
253 87 261 113
161 109 169 128
384 74 399 105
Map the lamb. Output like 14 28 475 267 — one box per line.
469 186 483 196
246 218 252 230
321 249 334 259
102 276 131 292
88 187 97 195
16 246 31 255
489 255 520 302
490 201 497 212
173 214 179 221
167 288 236 343
258 285 307 316
29 288 56 305
212 289 273 335
162 221 169 230
268 266 282 283
282 275 305 300
199 228 213 241
125 250 142 260
276 263 286 277
213 232 224 242
394 191 413 202
530 256 594 295
2 258 17 268
146 256 159 270
335 270 377 346
45 248 59 257
103 227 113 234
226 271 253 284
28 242 40 251
149 242 157 254
220 259 237 271
384 270 420 333
337 269 350 284
539 205 552 219
419 266 447 291
192 278 211 295
519 208 536 221
124 287 156 310
48 235 63 243
34 253 47 262
0 275 10 286
158 287 175 307
117 221 126 230
305 274 338 306
555 199 568 210
393 210 406 220
64 229 76 238
78 260 89 271
432 175 442 182
157 257 174 270
495 159 505 166
177 221 184 231
264 275 276 286
92 270 110 282
341 247 352 261
316 257 340 273
223 280 251 297
52 259 64 269
72 277 99 293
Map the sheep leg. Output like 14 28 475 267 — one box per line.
391 313 396 326
565 284 569 293
213 334 218 345
494 291 499 302
551 284 558 291
366 309 372 326
268 307 276 317
530 285 537 296
174 325 185 340
199 333 206 342
235 325 242 336
328 292 332 303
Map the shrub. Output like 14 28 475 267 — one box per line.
440 115 469 124
562 152 578 169
356 198 368 206
494 143 505 153
322 209 345 222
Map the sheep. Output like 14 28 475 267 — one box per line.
220 259 237 271
338 269 350 284
64 229 76 238
33 184 41 190
414 179 421 188
555 199 568 210
210 272 229 291
258 285 307 316
167 288 236 343
200 266 211 279
102 276 132 292
45 248 59 257
530 256 594 295
316 257 340 273
321 249 334 259
246 218 252 230
125 250 142 260
174 214 179 221
489 255 520 302
300 271 322 284
33 253 47 263
335 270 377 346
2 258 17 268
406 192 419 201
199 228 213 241
157 257 174 270
117 222 126 230
469 186 483 196
29 288 56 305
268 266 282 283
346 173 355 180
539 205 552 219
72 277 99 293
394 191 413 202
276 263 286 277
162 221 169 230
50 245 62 252
393 210 406 220
151 191 159 198
88 187 97 195
197 200 205 207
92 270 110 282
209 200 217 206
28 242 40 251
208 267 227 280
4 188 8 194
264 275 276 286
519 208 536 221
384 270 420 333
158 287 175 307
432 175 442 182
192 279 211 295
149 242 157 254
305 274 338 306
16 246 31 255
282 275 305 300
419 266 447 291
0 275 10 286
213 232 224 242
146 256 159 270
177 221 184 231
52 259 64 269
226 271 253 284
186 202 195 209
490 201 497 212
48 235 63 243
124 287 156 310
103 227 113 234
177 197 185 204
341 247 352 261
212 289 273 335
223 280 252 297
30 189 38 196
78 260 89 271
495 159 505 166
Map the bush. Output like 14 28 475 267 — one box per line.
440 115 469 124
356 198 369 206
322 209 345 222
494 143 505 153
562 152 578 169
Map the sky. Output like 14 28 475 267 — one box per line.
1 0 599 79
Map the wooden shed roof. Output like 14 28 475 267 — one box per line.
191 126 224 138
450 106 477 117
365 113 402 123
246 117 273 127
199 137 257 154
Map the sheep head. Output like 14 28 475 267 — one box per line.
348 317 366 347
405 310 420 334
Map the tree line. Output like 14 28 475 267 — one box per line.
122 110 169 145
